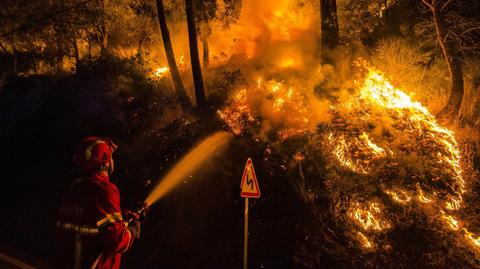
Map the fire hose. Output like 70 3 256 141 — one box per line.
128 202 150 224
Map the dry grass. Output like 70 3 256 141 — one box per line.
371 38 450 115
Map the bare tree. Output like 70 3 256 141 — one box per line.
446 4 480 125
421 0 464 117
185 0 207 111
155 0 192 110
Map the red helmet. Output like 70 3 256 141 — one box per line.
73 137 118 173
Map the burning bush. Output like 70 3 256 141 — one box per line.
218 61 480 267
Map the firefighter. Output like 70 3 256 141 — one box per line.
55 137 143 269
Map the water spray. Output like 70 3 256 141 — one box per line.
132 131 232 220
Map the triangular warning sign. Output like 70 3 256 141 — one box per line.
240 158 261 198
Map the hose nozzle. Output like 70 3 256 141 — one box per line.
136 202 150 223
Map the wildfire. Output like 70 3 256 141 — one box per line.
327 131 388 174
328 133 368 174
218 62 478 255
218 88 255 135
358 232 373 249
278 57 297 69
152 66 169 79
349 201 390 231
150 55 187 80
384 189 412 204
326 67 476 251
219 77 319 139
440 210 460 231
263 1 314 40
463 228 480 249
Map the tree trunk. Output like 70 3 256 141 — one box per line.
55 0 65 72
185 0 207 111
201 21 210 69
100 27 108 55
137 32 147 56
432 8 464 117
197 0 210 69
155 0 191 109
11 37 17 75
0 41 8 54
87 38 92 58
459 78 480 127
320 0 339 63
72 33 80 67
99 0 109 56
55 36 65 71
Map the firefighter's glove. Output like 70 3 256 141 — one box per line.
128 219 141 239
123 209 140 222
137 203 149 223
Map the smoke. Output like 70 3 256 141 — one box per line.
208 2 480 264
210 0 370 141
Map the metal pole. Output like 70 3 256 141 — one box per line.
243 197 249 269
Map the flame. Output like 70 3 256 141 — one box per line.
463 228 480 249
328 133 368 174
349 201 390 231
330 67 463 207
360 132 386 156
218 88 255 135
152 66 169 79
218 63 476 254
263 1 314 41
416 184 433 204
384 189 412 204
358 68 464 201
445 197 462 211
278 57 296 69
219 77 318 140
358 232 373 249
327 132 387 174
151 55 187 80
318 66 470 251
440 210 460 231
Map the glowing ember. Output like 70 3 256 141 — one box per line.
327 131 389 174
219 77 319 140
328 133 369 174
152 66 169 79
384 189 412 204
349 201 390 231
416 184 433 204
440 210 460 231
218 88 255 135
357 232 373 249
463 228 480 249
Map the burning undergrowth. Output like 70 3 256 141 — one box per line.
218 60 480 266
218 63 334 140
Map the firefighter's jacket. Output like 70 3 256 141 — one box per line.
55 173 133 269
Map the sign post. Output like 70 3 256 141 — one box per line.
240 158 260 269
243 197 249 269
